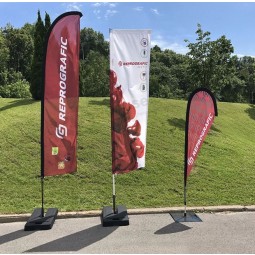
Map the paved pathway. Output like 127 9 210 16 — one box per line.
0 211 255 253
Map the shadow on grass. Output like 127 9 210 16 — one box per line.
168 117 221 133
26 224 118 252
0 229 34 245
0 99 37 112
89 98 110 107
154 222 191 235
245 104 255 121
168 118 185 131
210 124 221 133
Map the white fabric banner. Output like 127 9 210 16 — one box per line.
110 29 151 174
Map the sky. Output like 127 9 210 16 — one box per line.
1 2 255 57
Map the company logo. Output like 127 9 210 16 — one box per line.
187 157 194 166
118 61 148 67
56 124 67 139
188 112 214 166
57 36 68 140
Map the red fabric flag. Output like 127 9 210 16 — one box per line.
185 88 218 182
42 12 82 176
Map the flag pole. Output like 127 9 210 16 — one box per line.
112 174 116 214
40 56 45 218
41 177 44 217
184 157 187 217
183 92 189 218
184 183 187 217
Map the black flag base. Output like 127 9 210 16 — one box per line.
101 205 129 227
24 208 58 231
170 211 202 223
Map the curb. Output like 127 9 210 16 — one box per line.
0 205 255 223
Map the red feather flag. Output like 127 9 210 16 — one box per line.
42 12 82 177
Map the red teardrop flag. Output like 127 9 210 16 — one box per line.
185 88 218 184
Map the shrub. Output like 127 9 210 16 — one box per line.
0 80 32 98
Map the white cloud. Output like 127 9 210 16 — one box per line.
151 8 159 15
234 53 245 58
108 3 117 8
92 3 101 7
92 2 118 19
151 35 188 55
167 43 188 55
105 9 118 19
93 9 101 19
232 53 255 59
134 6 143 11
92 2 117 8
66 3 82 12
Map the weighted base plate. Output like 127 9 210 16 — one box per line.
102 205 129 227
170 211 202 222
24 208 58 231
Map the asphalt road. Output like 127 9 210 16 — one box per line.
0 211 255 253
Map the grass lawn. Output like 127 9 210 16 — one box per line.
0 97 255 214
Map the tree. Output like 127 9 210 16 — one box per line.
4 26 33 82
150 62 178 98
80 28 109 60
30 11 47 100
79 28 109 97
236 56 255 103
219 55 245 102
21 23 35 38
0 30 10 85
185 24 234 95
44 12 51 33
149 46 190 98
79 51 109 97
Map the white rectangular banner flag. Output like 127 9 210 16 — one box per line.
110 29 151 174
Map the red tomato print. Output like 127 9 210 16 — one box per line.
127 120 141 136
110 69 145 174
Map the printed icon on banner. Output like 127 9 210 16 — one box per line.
52 147 58 156
140 71 146 80
140 83 146 92
118 61 123 67
140 49 148 58
65 155 71 161
141 38 148 47
58 161 65 170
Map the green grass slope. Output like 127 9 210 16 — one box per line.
0 97 255 214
